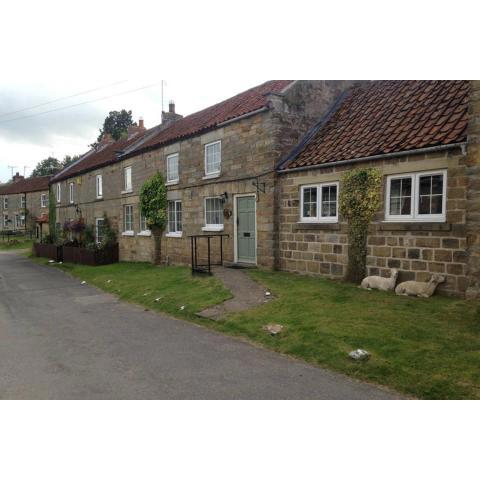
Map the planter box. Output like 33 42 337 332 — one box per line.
62 244 119 266
33 243 63 262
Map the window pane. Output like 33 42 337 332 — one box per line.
389 177 412 216
302 187 317 218
206 198 223 225
431 175 443 195
321 185 337 217
401 197 411 215
390 179 401 197
401 178 412 196
206 143 221 174
390 197 401 215
176 202 182 232
419 176 432 196
419 195 431 215
431 195 443 214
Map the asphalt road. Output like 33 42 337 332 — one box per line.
0 251 401 399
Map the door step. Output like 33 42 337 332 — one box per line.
223 261 258 270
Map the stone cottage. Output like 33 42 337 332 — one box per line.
0 173 51 238
116 80 355 266
276 80 480 299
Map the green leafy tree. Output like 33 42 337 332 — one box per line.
30 157 62 177
140 172 167 264
96 109 135 143
62 154 81 169
339 167 382 283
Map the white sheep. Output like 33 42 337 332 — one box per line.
395 274 445 298
360 268 399 291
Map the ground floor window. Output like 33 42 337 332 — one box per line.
385 170 446 221
204 197 224 230
96 218 105 244
123 205 134 233
300 182 339 223
3 214 8 229
168 200 182 234
139 215 150 233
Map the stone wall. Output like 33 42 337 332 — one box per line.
277 148 469 297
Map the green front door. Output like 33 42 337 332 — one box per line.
236 195 256 264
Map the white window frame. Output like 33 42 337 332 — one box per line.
56 184 61 203
204 141 222 178
202 197 224 232
3 214 8 228
385 170 447 222
96 174 103 199
123 204 134 235
95 218 105 244
138 214 151 236
166 200 182 237
300 182 339 223
166 153 179 184
123 166 132 193
69 182 74 204
21 196 26 209
3 197 8 209
40 194 47 208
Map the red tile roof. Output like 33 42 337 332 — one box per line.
0 175 51 194
52 130 147 182
125 80 294 156
280 81 470 170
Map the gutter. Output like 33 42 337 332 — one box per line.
277 142 466 174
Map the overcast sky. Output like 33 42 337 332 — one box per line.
0 79 264 183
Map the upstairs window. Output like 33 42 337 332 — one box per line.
166 153 179 183
21 196 26 208
96 175 103 199
385 170 446 222
167 200 182 235
300 183 339 223
124 166 132 192
3 197 8 209
56 184 61 203
205 141 221 177
69 182 74 204
41 194 47 208
204 197 224 231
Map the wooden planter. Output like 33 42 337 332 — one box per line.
62 244 119 266
33 243 63 262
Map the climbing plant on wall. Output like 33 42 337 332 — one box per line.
339 167 382 283
139 172 168 264
48 188 56 241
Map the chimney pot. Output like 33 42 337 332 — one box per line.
169 101 175 114
139 117 144 129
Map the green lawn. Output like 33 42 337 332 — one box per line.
0 236 33 250
31 258 480 399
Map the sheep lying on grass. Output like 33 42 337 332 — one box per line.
360 268 398 291
395 274 445 298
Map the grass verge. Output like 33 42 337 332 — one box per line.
0 236 33 250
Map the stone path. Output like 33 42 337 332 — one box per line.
197 266 271 319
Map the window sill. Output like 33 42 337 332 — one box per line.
121 189 133 195
202 226 224 232
138 231 152 237
379 222 451 232
166 232 183 238
122 231 135 237
202 173 221 180
293 222 340 232
166 180 179 186
96 196 104 201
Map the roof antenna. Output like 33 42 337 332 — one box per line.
161 80 166 112
7 165 17 178
23 165 29 176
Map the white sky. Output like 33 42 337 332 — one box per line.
1 0 478 183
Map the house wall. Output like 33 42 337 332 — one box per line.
277 147 469 297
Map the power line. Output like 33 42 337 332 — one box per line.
0 82 162 125
0 80 128 119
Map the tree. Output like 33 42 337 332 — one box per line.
62 154 81 169
96 109 135 143
139 172 167 265
30 157 62 177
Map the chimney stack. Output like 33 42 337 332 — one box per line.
139 117 144 129
12 172 24 183
162 100 183 128
127 117 147 135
